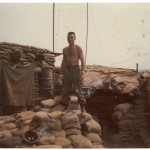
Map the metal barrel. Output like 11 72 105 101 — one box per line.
39 67 54 98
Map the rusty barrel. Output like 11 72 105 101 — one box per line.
39 67 54 98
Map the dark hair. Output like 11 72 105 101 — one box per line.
68 32 76 38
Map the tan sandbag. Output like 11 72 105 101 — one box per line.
86 132 102 144
0 116 16 123
9 128 18 134
78 113 92 124
41 99 57 108
114 103 133 114
36 145 62 148
40 108 49 112
18 111 35 121
68 135 93 148
54 95 62 104
4 123 16 130
0 121 5 130
69 103 80 110
111 110 123 121
65 128 82 136
47 119 63 131
49 129 66 138
118 119 133 127
48 111 63 119
0 51 6 55
124 113 137 119
84 119 101 134
38 134 55 145
54 137 71 148
0 130 12 139
21 125 30 131
23 119 31 125
92 144 105 148
31 111 51 123
61 112 79 125
64 121 81 129
51 104 65 112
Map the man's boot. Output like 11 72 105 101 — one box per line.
81 105 86 113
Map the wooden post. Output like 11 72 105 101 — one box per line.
136 63 138 72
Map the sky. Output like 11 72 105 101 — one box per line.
0 3 150 71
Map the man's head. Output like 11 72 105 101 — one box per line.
67 32 76 45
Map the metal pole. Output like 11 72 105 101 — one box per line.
53 3 55 52
136 63 138 72
85 3 88 64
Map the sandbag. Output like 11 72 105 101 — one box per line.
4 123 16 130
118 119 133 127
114 103 133 114
68 135 93 148
36 145 62 148
92 144 105 148
84 119 101 134
54 137 71 148
65 128 82 136
18 111 35 121
78 113 92 124
86 132 103 144
51 104 65 112
61 112 79 125
47 119 63 131
23 119 31 125
48 111 63 119
48 130 66 138
0 130 12 139
68 103 80 110
111 110 123 121
64 121 81 129
40 99 57 108
0 116 16 123
54 96 62 104
0 137 23 148
38 134 55 145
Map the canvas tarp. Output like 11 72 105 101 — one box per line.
0 60 34 106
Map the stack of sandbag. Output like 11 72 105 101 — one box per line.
0 115 18 138
81 115 103 148
111 100 149 147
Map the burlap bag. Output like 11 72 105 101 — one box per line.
114 103 133 115
38 134 55 145
54 137 71 148
0 116 16 123
36 145 62 148
86 132 103 144
78 113 92 124
47 119 63 131
92 144 104 148
48 111 63 119
111 110 123 121
4 123 16 130
40 99 57 108
65 128 82 136
84 119 101 134
0 130 12 139
61 112 79 125
68 135 93 148
64 121 81 129
51 104 65 112
48 129 66 138
18 111 35 121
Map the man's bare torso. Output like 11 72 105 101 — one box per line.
63 44 81 66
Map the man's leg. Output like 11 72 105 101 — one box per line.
61 73 72 107
73 80 86 113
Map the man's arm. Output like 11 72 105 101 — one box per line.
79 47 85 71
61 49 66 75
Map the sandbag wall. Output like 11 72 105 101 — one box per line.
0 96 104 148
111 86 150 148
0 42 56 100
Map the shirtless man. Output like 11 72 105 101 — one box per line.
60 32 86 113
